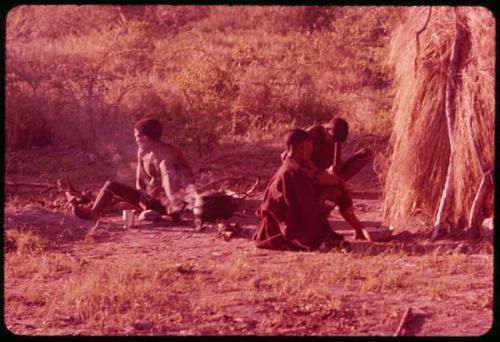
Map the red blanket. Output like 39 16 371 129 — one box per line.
253 157 331 251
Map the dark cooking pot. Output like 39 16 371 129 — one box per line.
193 191 236 222
193 177 260 223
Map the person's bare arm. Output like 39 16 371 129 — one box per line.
158 159 184 214
136 148 147 190
133 151 152 211
158 160 171 196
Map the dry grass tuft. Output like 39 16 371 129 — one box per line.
4 244 493 335
5 228 48 254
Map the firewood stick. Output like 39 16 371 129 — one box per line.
64 191 78 205
238 176 260 201
394 307 412 336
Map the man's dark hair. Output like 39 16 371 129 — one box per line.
134 118 162 141
285 129 311 149
328 118 349 143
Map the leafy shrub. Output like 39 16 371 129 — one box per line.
6 5 401 152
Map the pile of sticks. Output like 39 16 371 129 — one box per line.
55 177 94 207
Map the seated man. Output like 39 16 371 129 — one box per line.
73 118 195 222
253 129 350 252
282 117 373 179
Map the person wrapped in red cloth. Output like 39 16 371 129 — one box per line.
253 129 358 252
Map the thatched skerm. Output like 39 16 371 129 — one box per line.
383 7 494 230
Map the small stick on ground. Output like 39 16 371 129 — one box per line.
85 220 101 240
6 180 54 188
394 307 412 336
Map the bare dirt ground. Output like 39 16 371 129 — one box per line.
3 136 493 336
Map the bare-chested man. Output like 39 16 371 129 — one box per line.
73 118 195 222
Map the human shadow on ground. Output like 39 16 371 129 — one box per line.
329 219 383 231
4 206 99 246
347 240 490 256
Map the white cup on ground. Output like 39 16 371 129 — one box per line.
122 210 136 228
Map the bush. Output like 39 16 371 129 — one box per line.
6 5 400 151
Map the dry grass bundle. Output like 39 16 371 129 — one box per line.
452 7 495 224
383 7 494 229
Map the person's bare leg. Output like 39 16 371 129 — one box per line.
322 186 366 240
73 187 114 220
339 206 366 240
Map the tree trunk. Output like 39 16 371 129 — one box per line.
414 7 432 75
431 9 462 241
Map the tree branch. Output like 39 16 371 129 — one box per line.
414 7 432 76
6 181 54 188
